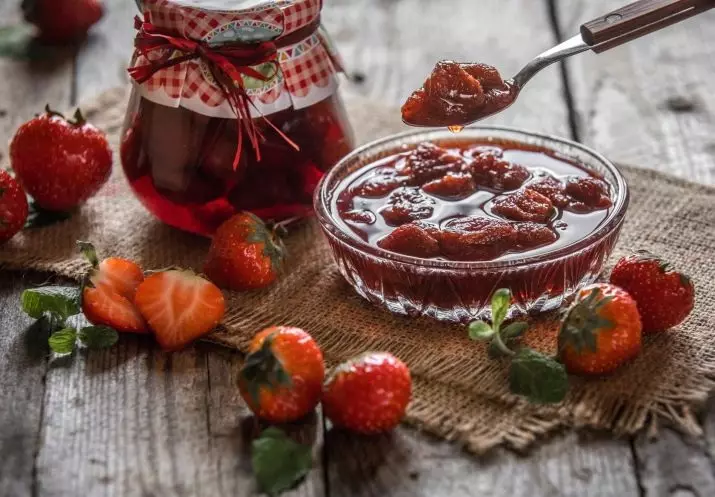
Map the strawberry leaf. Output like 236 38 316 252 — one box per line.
21 286 81 322
25 200 73 229
78 326 119 349
509 348 568 404
48 328 77 355
252 427 312 496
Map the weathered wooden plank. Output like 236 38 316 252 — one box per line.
327 428 639 497
31 1 325 495
0 3 73 495
322 1 644 495
558 2 715 496
0 272 52 497
322 0 571 137
556 0 715 185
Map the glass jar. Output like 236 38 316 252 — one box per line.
121 0 355 236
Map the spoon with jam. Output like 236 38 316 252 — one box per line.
402 0 714 129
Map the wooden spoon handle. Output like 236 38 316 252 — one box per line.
581 0 714 53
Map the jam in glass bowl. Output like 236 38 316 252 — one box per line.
314 127 629 323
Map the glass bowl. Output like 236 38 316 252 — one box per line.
314 127 629 323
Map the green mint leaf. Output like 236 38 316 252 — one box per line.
21 286 81 321
468 321 494 341
252 427 312 496
78 326 119 350
502 321 528 339
48 328 77 354
491 288 511 330
509 348 568 404
25 200 73 229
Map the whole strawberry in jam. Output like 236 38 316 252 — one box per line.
609 251 694 333
322 352 411 434
204 212 285 290
22 0 103 44
0 170 29 243
239 326 325 423
559 283 642 376
10 107 112 212
377 221 440 258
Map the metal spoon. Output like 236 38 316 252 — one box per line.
408 0 715 128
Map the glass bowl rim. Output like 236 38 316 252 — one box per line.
314 125 629 271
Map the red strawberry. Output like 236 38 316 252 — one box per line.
22 0 103 44
10 107 112 212
610 251 695 333
204 212 285 291
134 270 226 351
239 326 325 423
78 242 148 334
0 170 29 243
559 283 642 376
322 352 412 434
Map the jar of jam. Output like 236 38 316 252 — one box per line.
121 0 355 235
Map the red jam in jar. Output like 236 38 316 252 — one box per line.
335 141 613 261
121 0 354 235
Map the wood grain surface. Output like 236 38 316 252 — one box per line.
1 0 714 495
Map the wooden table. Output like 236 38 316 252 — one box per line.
1 1 714 495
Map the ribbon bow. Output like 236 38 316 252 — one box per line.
128 15 298 169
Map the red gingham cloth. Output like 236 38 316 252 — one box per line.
131 0 338 115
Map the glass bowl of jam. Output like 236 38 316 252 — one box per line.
314 127 629 323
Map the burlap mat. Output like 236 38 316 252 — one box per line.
2 86 714 453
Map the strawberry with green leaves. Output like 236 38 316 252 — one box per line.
204 212 285 291
559 283 642 376
239 326 325 423
10 106 112 212
468 289 568 404
0 169 28 243
610 250 694 333
322 352 412 434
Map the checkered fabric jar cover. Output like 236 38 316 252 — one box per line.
130 0 343 118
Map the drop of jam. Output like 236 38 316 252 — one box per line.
448 125 464 134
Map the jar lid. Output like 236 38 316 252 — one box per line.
131 0 342 118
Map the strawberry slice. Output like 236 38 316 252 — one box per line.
83 287 149 334
134 270 226 351
78 241 148 334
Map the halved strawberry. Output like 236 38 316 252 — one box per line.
79 241 143 300
83 287 149 334
78 241 148 334
134 270 226 351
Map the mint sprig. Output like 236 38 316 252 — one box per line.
21 277 119 354
468 288 568 404
252 427 312 496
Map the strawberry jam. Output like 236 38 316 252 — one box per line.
334 141 612 262
121 93 354 236
401 61 518 127
317 132 627 323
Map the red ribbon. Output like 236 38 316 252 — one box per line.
128 15 299 170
